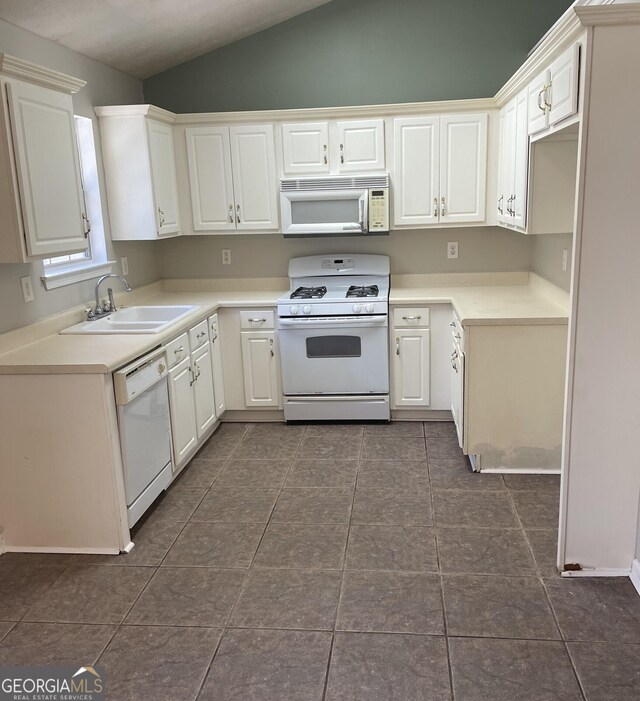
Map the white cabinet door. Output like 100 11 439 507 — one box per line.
512 89 529 229
337 119 385 173
241 331 279 407
147 120 180 236
192 343 217 438
393 116 439 226
229 124 278 231
392 328 430 407
548 44 580 127
282 122 329 175
439 113 487 224
168 356 198 467
209 314 226 418
185 126 235 231
528 69 550 136
450 341 465 449
497 107 510 225
5 80 88 257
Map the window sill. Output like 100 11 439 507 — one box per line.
41 260 115 290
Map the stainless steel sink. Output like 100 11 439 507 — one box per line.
60 305 198 335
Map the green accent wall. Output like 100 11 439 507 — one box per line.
144 0 573 113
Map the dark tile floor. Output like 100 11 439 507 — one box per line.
1 421 639 700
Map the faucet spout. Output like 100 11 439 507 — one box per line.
94 274 132 316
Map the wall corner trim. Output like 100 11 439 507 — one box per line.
0 53 86 93
631 560 640 597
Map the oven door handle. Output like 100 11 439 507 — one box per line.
278 315 387 329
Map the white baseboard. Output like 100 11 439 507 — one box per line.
480 467 561 475
3 545 119 555
561 567 631 578
631 559 640 596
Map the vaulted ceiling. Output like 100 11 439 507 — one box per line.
0 0 334 79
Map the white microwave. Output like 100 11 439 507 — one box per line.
280 174 389 237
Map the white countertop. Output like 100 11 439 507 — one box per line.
0 273 569 375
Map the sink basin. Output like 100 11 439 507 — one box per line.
60 305 198 335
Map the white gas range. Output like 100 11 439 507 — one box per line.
277 254 390 421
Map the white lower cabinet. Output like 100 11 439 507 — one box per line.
168 356 198 467
208 314 226 417
241 331 279 407
450 315 465 448
393 329 430 406
192 343 216 438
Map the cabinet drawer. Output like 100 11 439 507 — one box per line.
189 320 209 350
166 332 189 369
393 307 430 328
240 310 275 330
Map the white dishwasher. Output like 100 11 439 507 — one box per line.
114 348 173 527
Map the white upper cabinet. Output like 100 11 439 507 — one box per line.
230 124 278 231
0 69 89 262
336 119 385 173
528 43 580 136
97 106 180 240
439 114 487 224
282 122 329 175
393 116 439 226
186 123 278 233
281 118 385 175
185 126 235 231
497 89 528 231
393 113 487 227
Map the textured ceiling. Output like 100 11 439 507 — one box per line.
0 0 334 79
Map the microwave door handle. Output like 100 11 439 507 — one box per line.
359 195 368 233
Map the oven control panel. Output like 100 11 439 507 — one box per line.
321 258 355 271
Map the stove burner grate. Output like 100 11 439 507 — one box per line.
290 286 327 299
346 285 379 298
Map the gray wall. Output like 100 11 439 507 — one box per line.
531 233 573 291
144 0 573 113
159 227 532 279
0 19 158 334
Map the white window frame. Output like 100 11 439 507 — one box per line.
41 115 113 290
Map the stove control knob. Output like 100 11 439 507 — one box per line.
352 304 362 314
302 305 312 315
290 305 300 315
365 303 375 313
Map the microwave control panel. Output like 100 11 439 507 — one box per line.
368 189 389 232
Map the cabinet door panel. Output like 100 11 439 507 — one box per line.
230 125 278 231
282 122 329 175
241 331 279 406
6 80 88 257
209 314 226 418
528 69 550 136
168 357 198 467
393 117 439 226
337 119 385 173
147 120 180 236
512 89 529 229
192 345 216 438
439 113 487 224
549 44 580 127
451 341 465 449
186 126 235 231
392 328 430 407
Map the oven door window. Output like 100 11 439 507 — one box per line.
306 335 362 358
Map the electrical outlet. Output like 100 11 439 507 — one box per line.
447 241 459 259
121 256 129 276
562 249 568 272
222 249 231 265
20 275 34 303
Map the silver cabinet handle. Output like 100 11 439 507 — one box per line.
498 195 503 215
211 332 218 342
449 321 456 328
270 338 275 357
158 208 165 226
236 204 241 224
340 143 344 164
451 349 459 372
433 197 438 217
537 89 546 114
228 204 234 223
402 315 422 321
194 361 201 380
197 331 206 339
173 346 184 354
395 337 400 356
189 365 195 386
82 212 91 238
323 144 328 165
543 82 552 110
248 317 267 323
441 197 446 217
454 333 461 340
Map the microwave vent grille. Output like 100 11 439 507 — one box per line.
280 174 389 192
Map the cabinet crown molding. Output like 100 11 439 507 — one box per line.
0 53 86 93
94 104 176 123
575 3 640 26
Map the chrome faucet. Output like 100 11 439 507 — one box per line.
91 274 132 318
